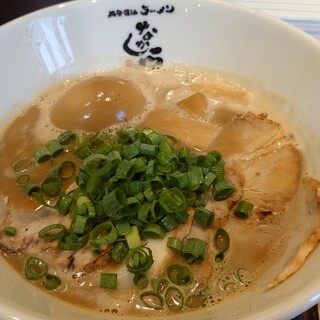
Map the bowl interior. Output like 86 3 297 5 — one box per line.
1 0 320 319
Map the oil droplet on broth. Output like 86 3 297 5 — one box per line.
50 76 146 131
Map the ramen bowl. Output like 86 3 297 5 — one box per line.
1 0 320 320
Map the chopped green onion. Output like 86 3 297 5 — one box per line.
170 171 189 189
84 154 112 177
179 147 190 160
151 278 169 294
3 226 17 236
165 286 184 311
122 141 141 159
58 195 74 215
38 224 66 242
185 293 208 308
173 211 189 224
187 166 204 191
74 132 87 145
159 139 176 162
135 192 145 204
96 143 112 155
140 143 156 156
115 221 131 236
90 222 118 248
125 245 154 273
76 195 95 217
182 190 197 207
206 150 223 165
143 187 155 202
88 133 108 149
100 273 117 289
13 157 35 172
140 291 164 310
133 272 148 289
131 157 148 174
167 237 182 252
159 188 187 213
214 228 230 262
74 145 93 160
72 215 89 235
156 152 170 167
148 176 164 193
146 159 157 176
115 159 134 178
211 164 224 183
214 228 230 252
142 223 166 239
58 232 88 251
22 183 41 196
203 171 216 189
125 225 142 249
76 170 88 190
146 130 163 145
123 197 141 216
137 202 152 223
150 200 165 221
45 139 64 157
116 129 133 144
197 155 212 171
103 188 127 218
41 176 62 197
194 207 214 228
159 214 179 232
110 241 128 263
212 180 236 200
58 130 76 145
16 174 30 185
166 264 193 286
24 257 48 280
32 147 51 163
181 238 208 264
57 161 76 179
29 192 53 207
233 200 254 219
43 273 61 290
122 180 145 196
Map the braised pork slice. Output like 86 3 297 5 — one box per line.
231 143 302 215
0 203 70 256
208 112 285 161
268 178 320 288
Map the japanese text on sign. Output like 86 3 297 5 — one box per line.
107 4 175 65
107 4 174 18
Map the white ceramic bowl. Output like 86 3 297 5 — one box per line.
1 0 320 319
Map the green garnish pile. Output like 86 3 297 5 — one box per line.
10 127 253 309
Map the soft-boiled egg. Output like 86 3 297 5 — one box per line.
51 76 146 131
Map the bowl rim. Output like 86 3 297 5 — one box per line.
0 1 320 320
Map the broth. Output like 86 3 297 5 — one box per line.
0 65 319 316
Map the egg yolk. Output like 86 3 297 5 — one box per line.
51 76 146 131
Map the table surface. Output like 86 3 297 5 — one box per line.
0 1 320 319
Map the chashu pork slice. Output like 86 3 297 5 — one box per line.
0 199 140 309
268 177 320 289
208 112 285 161
0 203 71 256
231 143 302 215
0 199 116 277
